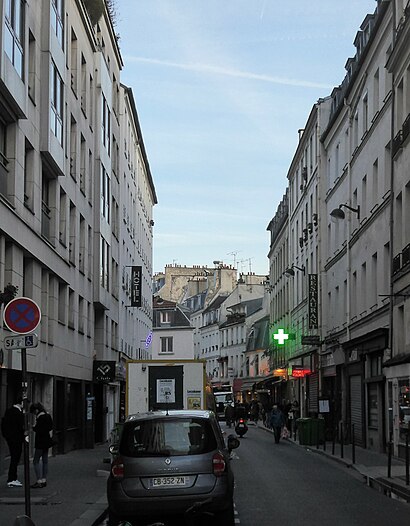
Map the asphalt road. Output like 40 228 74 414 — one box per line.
231 423 410 526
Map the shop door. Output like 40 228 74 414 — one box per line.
350 375 363 446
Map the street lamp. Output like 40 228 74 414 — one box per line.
330 203 360 221
284 265 305 277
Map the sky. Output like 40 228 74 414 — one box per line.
116 0 377 276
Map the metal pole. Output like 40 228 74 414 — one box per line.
352 423 356 464
332 425 335 456
340 422 344 459
387 432 392 479
406 428 409 486
21 348 31 518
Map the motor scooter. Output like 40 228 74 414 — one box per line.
235 417 248 438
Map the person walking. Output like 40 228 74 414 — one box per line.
1 395 25 488
30 402 53 488
270 404 286 444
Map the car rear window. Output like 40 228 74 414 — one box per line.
120 417 218 457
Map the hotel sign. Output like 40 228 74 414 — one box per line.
131 266 142 307
308 274 318 329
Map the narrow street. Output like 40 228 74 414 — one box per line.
231 424 410 526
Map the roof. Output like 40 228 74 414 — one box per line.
202 294 229 314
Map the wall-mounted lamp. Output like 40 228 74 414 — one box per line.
330 204 360 221
284 265 305 277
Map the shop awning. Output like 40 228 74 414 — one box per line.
383 353 410 368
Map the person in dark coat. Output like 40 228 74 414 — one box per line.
30 402 53 488
1 395 24 487
270 404 286 444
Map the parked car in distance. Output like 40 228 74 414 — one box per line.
107 410 240 525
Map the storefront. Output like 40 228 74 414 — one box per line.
384 355 410 459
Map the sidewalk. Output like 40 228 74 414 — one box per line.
257 421 410 503
0 443 109 526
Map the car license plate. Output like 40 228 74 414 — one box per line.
151 476 186 487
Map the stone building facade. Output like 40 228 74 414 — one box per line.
0 0 156 466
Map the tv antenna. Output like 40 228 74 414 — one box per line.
227 251 241 269
239 258 253 274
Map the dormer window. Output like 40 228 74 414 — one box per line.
160 311 171 324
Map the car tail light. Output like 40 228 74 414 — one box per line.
212 452 226 477
111 456 124 479
239 418 245 423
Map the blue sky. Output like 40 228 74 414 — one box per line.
117 0 376 276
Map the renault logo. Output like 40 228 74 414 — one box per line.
165 458 171 465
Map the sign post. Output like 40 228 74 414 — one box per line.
3 297 41 518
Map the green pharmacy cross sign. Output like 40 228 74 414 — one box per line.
273 328 289 345
270 327 296 346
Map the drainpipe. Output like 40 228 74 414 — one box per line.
342 97 354 427
388 0 396 454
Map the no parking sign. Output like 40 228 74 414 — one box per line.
3 297 41 334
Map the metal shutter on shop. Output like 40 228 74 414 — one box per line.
308 372 319 413
350 375 363 445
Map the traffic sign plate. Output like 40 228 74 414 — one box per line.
3 297 41 334
4 333 38 350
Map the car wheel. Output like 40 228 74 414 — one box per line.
215 502 235 526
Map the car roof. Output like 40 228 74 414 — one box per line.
125 410 215 422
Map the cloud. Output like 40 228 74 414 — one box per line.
124 55 333 90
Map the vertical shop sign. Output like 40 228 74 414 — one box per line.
308 273 318 329
131 266 142 307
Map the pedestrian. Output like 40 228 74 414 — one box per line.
224 402 235 428
270 404 286 444
1 394 25 488
29 402 53 488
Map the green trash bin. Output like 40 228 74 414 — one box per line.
297 418 313 445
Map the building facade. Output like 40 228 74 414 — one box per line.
0 0 156 469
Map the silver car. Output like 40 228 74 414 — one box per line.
107 410 240 525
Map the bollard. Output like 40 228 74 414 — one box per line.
406 429 409 486
352 424 356 464
340 422 344 459
387 432 393 479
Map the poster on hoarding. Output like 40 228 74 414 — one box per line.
157 379 175 403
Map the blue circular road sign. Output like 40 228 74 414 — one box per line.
3 297 41 334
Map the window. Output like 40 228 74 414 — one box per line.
50 61 63 144
28 31 36 100
160 337 173 354
70 115 77 179
70 29 77 94
100 164 110 222
121 418 217 457
4 0 24 78
80 135 86 194
160 311 171 324
78 296 84 333
24 141 34 208
51 0 64 48
58 282 66 323
100 235 109 290
101 94 111 153
68 288 74 328
59 188 67 245
79 215 85 273
41 176 51 240
0 121 9 197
